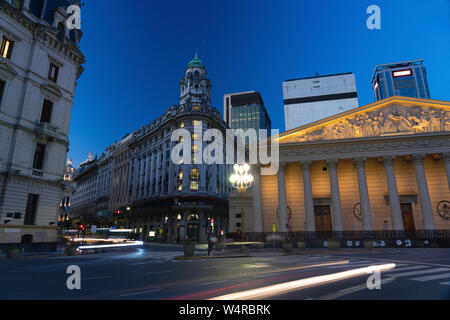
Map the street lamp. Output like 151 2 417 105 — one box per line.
230 163 253 242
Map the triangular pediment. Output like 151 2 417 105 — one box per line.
278 97 450 144
40 82 62 99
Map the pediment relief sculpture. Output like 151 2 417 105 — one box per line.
294 105 450 143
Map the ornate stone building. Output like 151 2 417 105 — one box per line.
231 96 450 245
123 54 231 242
0 0 84 250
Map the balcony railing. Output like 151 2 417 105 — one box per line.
36 122 61 139
31 169 43 177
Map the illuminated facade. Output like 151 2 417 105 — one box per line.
125 54 231 242
231 97 450 245
69 54 232 243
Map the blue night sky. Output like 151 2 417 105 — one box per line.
68 0 450 166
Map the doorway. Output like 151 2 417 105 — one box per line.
314 205 332 232
401 203 415 231
187 213 200 241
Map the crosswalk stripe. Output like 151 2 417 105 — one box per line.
388 268 449 278
383 265 428 273
411 273 450 282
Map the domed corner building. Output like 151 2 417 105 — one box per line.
124 54 232 243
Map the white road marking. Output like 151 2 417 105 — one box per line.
119 289 161 297
389 268 450 278
411 273 450 282
383 265 428 273
316 277 396 300
439 281 450 286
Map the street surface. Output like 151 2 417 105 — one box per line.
1 244 450 300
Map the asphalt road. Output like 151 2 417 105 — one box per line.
1 244 450 300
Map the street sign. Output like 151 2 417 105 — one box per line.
91 225 97 233
272 224 276 232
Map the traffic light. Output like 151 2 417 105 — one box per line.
78 224 86 232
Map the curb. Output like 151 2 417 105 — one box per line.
174 254 248 260
282 249 385 255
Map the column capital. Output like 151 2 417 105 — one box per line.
412 154 426 163
382 156 396 166
326 159 339 169
300 160 312 170
354 157 367 168
442 153 450 162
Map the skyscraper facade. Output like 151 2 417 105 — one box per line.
223 91 271 134
371 59 431 101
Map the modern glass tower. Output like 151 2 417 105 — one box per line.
371 59 431 101
223 91 271 134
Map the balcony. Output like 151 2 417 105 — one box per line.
31 169 43 177
36 122 61 140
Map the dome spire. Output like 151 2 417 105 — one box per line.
187 50 205 69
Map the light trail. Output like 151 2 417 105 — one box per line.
209 263 396 300
78 241 144 250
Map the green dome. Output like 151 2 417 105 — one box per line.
187 52 205 69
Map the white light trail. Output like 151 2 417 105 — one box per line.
209 263 396 300
78 241 144 250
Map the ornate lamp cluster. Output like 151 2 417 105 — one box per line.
229 164 254 192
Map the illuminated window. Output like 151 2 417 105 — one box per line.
193 105 201 111
190 168 199 191
191 144 199 153
192 133 200 140
0 36 14 59
179 136 184 142
190 181 198 191
193 120 202 127
179 121 184 128
178 170 183 180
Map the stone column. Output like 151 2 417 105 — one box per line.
155 148 161 195
383 156 404 230
144 154 150 198
149 153 155 196
354 157 374 231
301 160 315 232
443 153 450 193
132 157 139 200
326 159 344 232
412 154 436 230
277 163 289 232
138 158 144 199
252 165 263 233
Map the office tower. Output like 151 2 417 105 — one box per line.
283 73 359 130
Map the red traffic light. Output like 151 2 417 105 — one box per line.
78 224 85 231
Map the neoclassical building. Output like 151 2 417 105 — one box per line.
0 1 84 250
231 96 450 244
113 54 231 242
